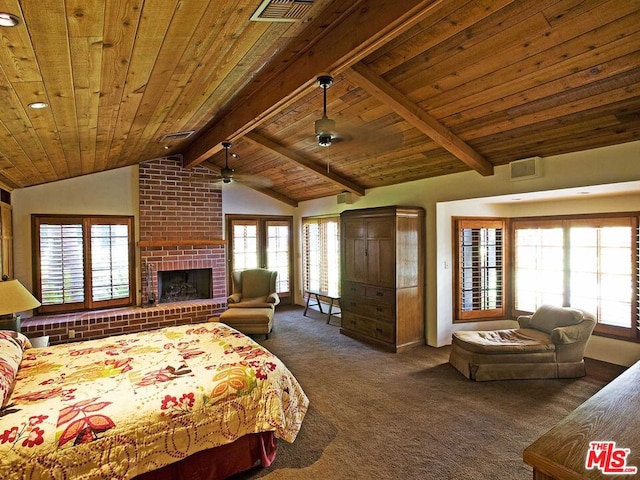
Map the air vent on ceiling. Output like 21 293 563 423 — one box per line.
509 156 542 181
159 130 195 142
250 0 314 22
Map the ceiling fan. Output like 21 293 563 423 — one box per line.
315 75 337 147
197 142 272 188
313 75 404 152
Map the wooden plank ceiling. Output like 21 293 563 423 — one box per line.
0 0 638 206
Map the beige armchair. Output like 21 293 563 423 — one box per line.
449 305 596 381
227 268 280 308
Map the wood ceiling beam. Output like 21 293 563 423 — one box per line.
249 187 299 208
244 132 366 196
182 0 446 169
345 62 494 176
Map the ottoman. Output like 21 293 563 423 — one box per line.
216 307 274 339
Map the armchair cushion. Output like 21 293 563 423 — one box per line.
551 323 593 345
526 304 584 333
452 328 554 354
227 269 280 308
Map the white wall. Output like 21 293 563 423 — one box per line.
222 181 296 220
12 166 139 293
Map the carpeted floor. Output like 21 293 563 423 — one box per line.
234 305 626 480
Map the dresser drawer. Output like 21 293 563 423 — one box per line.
342 312 395 343
341 297 394 322
342 281 366 297
363 285 395 303
342 282 395 304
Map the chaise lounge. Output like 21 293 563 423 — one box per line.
449 305 596 381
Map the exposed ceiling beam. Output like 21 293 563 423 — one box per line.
201 160 299 207
244 131 366 196
345 62 495 176
182 0 446 169
249 187 299 208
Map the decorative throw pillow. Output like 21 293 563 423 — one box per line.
529 305 584 334
0 330 30 406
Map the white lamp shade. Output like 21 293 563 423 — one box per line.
0 280 41 316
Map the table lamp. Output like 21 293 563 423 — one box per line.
0 278 41 332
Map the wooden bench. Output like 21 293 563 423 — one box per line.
303 289 341 325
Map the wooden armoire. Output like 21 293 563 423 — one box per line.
340 206 425 352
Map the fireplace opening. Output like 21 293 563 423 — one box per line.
158 269 212 303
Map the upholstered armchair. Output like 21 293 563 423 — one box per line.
449 305 596 381
227 268 280 308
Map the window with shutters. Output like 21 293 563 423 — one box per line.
302 216 340 295
226 215 293 303
32 215 135 314
454 218 505 322
512 214 639 339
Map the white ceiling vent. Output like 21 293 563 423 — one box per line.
159 130 194 142
250 0 314 22
510 156 542 181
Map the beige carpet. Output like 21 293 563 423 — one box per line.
234 305 626 480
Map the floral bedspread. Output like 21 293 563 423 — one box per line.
0 323 308 479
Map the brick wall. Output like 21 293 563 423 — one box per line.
138 157 227 304
138 158 223 243
22 300 227 345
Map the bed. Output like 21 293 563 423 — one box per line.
0 322 308 479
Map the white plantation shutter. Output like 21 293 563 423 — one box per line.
302 216 340 294
91 224 130 301
514 222 564 312
455 219 505 321
34 216 134 313
39 223 85 305
512 215 638 339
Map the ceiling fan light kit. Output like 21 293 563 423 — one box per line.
315 75 335 147
0 12 20 27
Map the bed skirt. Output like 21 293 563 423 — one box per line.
133 432 277 480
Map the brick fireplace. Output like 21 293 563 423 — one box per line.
138 158 227 305
22 158 228 345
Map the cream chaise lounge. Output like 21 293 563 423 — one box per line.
449 305 596 381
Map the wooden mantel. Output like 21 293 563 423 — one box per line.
137 239 227 248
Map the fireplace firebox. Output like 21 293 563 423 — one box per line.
158 269 212 303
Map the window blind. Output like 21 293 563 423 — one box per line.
302 217 340 295
455 219 505 321
39 223 85 305
33 215 134 313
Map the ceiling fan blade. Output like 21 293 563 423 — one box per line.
233 173 273 188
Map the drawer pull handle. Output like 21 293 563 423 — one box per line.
376 307 383 312
375 328 383 334
376 292 383 297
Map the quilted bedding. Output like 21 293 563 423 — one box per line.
0 322 308 479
